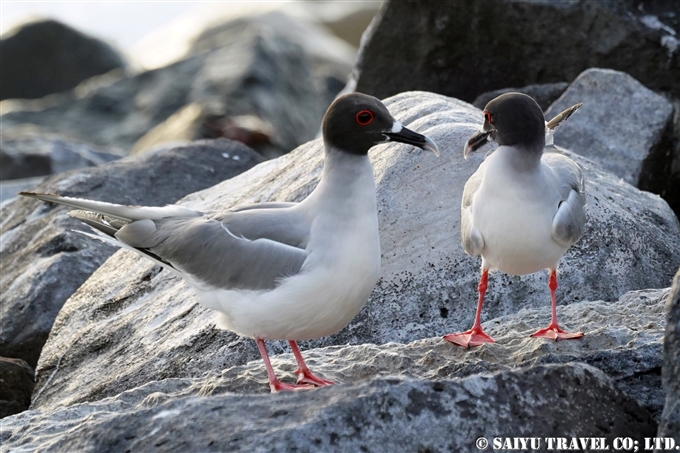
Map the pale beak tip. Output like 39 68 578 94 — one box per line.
424 136 440 157
463 142 471 160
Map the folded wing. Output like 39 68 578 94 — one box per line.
460 163 486 257
543 153 587 248
21 192 309 291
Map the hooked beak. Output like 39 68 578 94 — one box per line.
383 121 440 157
463 128 493 159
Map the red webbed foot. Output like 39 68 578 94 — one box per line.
531 323 584 341
295 369 334 387
444 326 495 348
269 380 316 393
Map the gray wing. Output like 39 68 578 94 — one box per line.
117 215 307 291
460 162 486 256
210 203 311 249
543 152 586 248
21 192 308 291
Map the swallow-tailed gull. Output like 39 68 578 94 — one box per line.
444 92 585 348
21 92 440 391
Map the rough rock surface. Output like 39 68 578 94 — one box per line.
659 268 680 439
0 139 263 367
27 92 679 416
668 98 680 221
546 68 675 191
2 364 656 452
31 283 669 419
0 19 126 101
0 357 34 419
352 0 680 102
473 82 569 112
1 13 351 156
0 127 124 180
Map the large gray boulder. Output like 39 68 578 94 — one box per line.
659 268 680 440
546 68 675 192
3 364 655 452
27 92 680 414
352 1 680 102
0 19 126 101
1 13 352 157
0 139 263 367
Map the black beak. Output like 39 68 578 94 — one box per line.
463 129 493 159
383 122 440 156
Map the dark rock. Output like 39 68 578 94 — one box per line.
0 139 263 367
1 13 351 157
0 357 34 418
0 19 126 101
666 98 680 221
546 68 675 189
473 82 569 112
352 0 680 102
27 92 680 415
0 127 124 180
659 267 680 440
2 364 655 452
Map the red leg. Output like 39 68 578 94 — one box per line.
444 269 495 348
531 270 584 341
255 338 313 392
288 341 334 387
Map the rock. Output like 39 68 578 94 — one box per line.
546 68 675 191
473 82 569 112
666 98 680 221
1 13 351 157
130 102 279 160
0 127 124 180
0 19 126 101
351 1 680 102
659 267 680 439
32 276 669 419
2 363 655 451
0 139 263 367
0 176 45 203
28 92 680 414
0 357 34 419
309 3 381 48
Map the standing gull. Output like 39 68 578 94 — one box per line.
21 93 439 391
444 92 585 348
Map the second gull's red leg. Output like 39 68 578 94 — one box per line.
444 269 495 348
530 270 584 341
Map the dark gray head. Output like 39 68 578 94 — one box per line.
464 92 545 158
322 93 439 156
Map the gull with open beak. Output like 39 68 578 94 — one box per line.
444 92 585 348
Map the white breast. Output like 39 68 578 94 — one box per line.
473 148 568 275
195 153 382 340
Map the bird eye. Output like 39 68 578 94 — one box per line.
484 111 493 124
356 110 374 126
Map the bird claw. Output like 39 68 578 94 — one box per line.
443 328 495 348
295 369 334 387
531 324 584 341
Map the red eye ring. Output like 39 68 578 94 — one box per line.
484 111 493 124
356 110 374 126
